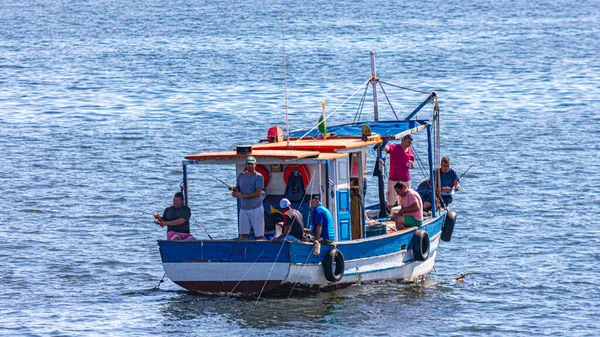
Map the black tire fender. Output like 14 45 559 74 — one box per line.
441 210 457 242
323 249 345 282
412 230 430 261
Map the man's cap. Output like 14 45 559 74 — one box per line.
245 156 257 164
402 134 413 141
280 198 291 208
310 195 321 201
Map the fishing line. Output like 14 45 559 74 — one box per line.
287 243 317 298
256 240 288 304
228 250 265 296
259 169 317 301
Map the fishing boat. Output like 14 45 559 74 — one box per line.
157 52 457 296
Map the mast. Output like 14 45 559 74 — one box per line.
370 51 379 121
370 51 387 217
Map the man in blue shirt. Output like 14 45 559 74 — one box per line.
422 156 461 211
309 195 335 242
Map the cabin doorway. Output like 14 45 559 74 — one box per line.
349 151 365 239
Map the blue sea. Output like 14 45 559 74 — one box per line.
1 0 599 336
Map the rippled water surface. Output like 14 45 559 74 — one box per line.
1 0 599 336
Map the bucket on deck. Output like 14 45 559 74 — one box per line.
366 224 387 237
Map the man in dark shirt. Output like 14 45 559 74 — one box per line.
155 192 195 240
272 198 305 242
421 156 461 211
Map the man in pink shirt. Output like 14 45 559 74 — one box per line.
392 182 423 230
384 134 415 211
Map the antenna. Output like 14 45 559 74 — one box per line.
282 11 290 147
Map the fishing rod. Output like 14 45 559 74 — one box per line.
160 187 215 240
458 163 475 180
192 215 214 240
202 171 230 188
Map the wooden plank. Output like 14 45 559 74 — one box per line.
184 149 320 161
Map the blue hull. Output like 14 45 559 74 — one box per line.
158 212 446 295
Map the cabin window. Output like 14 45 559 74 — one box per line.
350 152 360 178
337 160 348 184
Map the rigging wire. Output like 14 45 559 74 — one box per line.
379 80 432 95
352 82 370 124
411 146 430 182
294 77 371 143
378 82 400 121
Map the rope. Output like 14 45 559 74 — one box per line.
152 272 167 290
294 77 371 143
379 81 432 95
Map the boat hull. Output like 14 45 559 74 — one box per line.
158 213 445 295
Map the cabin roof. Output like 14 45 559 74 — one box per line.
185 149 320 162
252 137 379 153
184 120 430 163
288 120 429 140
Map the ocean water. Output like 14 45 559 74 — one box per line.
1 0 599 336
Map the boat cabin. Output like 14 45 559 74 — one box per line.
182 119 436 242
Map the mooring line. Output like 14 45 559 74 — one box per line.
153 272 167 290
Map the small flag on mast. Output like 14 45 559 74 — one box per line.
318 100 327 135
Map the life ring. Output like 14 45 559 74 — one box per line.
412 230 430 261
244 164 270 188
441 210 457 242
283 164 310 188
323 249 345 282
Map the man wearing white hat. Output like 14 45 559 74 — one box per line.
272 198 305 242
228 156 265 240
